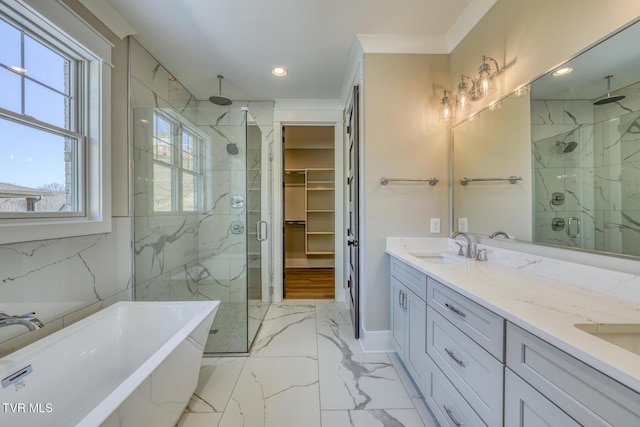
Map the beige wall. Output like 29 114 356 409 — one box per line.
450 0 640 122
362 53 449 332
452 92 532 239
63 0 130 217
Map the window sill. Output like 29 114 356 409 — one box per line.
0 217 112 245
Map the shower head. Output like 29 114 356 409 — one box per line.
556 141 578 153
594 75 625 105
209 75 232 106
226 143 239 155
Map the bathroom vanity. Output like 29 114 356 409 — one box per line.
387 238 640 426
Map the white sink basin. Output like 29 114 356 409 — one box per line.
575 323 640 356
409 253 471 265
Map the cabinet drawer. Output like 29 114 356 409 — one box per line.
427 308 503 427
425 357 487 427
505 368 580 427
390 257 426 300
507 322 640 426
427 277 504 360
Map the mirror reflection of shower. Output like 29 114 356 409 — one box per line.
556 140 578 153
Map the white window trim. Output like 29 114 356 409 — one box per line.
151 109 207 214
0 0 112 244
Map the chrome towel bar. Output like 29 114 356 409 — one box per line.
460 176 522 185
379 177 439 186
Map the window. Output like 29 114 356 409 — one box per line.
152 111 205 213
0 15 82 215
0 0 112 244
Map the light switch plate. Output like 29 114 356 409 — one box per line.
458 218 468 232
430 218 440 233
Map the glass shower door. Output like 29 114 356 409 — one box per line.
133 106 271 354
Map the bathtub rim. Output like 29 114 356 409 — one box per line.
0 300 219 427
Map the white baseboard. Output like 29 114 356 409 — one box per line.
358 328 393 353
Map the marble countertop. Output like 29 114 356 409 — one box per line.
386 237 640 393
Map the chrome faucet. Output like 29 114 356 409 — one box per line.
489 231 510 239
0 312 44 331
451 231 474 258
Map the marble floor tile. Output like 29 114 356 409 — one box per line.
321 409 427 427
250 301 317 357
317 324 414 410
315 300 352 327
186 357 246 413
217 357 320 427
181 300 433 427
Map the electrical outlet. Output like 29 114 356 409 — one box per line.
458 218 468 232
430 218 440 233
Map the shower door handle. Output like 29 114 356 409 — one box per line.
567 217 580 238
257 221 268 241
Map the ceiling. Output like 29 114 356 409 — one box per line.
80 0 496 102
530 19 640 101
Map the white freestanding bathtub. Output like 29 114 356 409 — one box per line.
0 301 218 427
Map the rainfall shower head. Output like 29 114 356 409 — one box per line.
594 75 625 105
556 141 578 153
209 75 232 106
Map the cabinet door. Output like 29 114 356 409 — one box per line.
505 369 580 427
405 289 427 395
507 322 640 426
426 358 488 427
427 308 503 427
390 276 406 356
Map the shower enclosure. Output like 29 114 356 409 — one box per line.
132 105 272 353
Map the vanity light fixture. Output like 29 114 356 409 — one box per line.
476 55 500 98
7 65 26 75
552 67 573 77
456 75 476 109
439 90 454 121
271 66 288 77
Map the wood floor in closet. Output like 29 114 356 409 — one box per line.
285 268 335 299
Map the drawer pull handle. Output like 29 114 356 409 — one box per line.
445 348 465 368
443 405 463 426
445 303 466 318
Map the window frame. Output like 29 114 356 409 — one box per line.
0 0 112 244
151 109 206 214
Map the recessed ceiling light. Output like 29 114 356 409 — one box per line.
552 67 573 77
272 67 288 77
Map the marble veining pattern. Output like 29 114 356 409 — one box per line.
0 217 132 348
177 300 435 427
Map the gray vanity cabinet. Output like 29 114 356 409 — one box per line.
389 258 428 395
425 277 505 427
506 323 640 426
505 369 580 427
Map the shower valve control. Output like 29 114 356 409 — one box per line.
230 221 245 234
232 195 245 209
551 217 566 231
551 192 565 206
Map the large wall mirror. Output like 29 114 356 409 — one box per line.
452 19 640 259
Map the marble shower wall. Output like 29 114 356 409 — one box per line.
131 37 275 316
131 38 204 303
531 82 640 257
193 101 274 306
